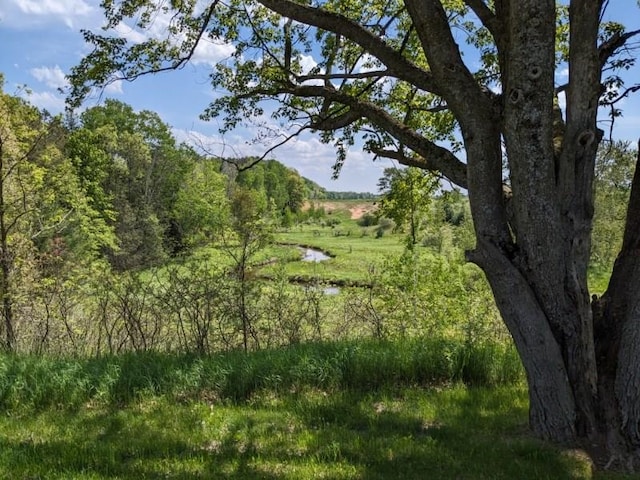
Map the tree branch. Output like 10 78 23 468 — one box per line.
261 84 469 187
405 0 508 246
297 70 389 82
599 29 640 68
370 147 467 188
257 0 441 95
463 0 506 52
403 0 488 120
310 108 362 130
66 1 219 107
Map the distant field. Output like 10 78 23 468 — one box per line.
303 199 379 220
268 199 396 284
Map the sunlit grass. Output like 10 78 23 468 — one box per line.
273 222 406 283
0 338 523 410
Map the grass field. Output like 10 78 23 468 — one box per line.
0 386 588 480
0 341 631 479
271 200 406 284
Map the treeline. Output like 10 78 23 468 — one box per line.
323 191 378 200
301 177 378 200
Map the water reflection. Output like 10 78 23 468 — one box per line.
301 248 331 262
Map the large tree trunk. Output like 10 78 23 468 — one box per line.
469 242 577 441
469 145 640 470
460 0 640 469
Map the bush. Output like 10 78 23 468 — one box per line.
357 213 378 227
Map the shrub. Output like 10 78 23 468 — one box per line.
357 213 378 227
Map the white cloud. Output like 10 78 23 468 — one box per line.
172 125 383 192
104 80 124 94
192 38 236 66
112 11 235 67
15 0 91 16
30 65 68 89
354 53 381 74
557 90 567 110
297 54 325 86
2 0 94 28
298 54 318 74
21 90 66 113
113 22 149 44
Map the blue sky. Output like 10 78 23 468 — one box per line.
1 1 639 193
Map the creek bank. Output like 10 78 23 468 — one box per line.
258 243 373 292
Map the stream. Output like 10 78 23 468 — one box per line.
300 247 331 262
298 246 339 295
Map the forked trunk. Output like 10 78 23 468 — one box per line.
469 242 578 442
471 145 640 470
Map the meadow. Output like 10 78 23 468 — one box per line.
0 201 631 479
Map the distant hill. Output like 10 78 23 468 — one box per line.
232 157 378 201
301 177 378 200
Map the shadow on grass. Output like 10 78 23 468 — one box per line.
287 387 593 480
0 406 285 480
0 386 599 480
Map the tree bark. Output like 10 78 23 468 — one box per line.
469 241 577 441
591 143 640 468
470 142 640 468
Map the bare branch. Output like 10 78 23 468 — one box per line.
234 125 311 173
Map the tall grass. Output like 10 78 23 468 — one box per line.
0 338 522 411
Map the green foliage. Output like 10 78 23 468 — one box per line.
369 249 502 342
590 141 637 277
174 159 230 248
0 338 521 410
0 89 107 349
66 99 194 269
357 213 378 227
377 167 439 246
236 159 309 218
